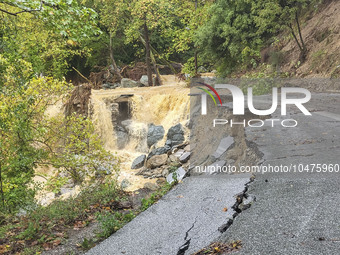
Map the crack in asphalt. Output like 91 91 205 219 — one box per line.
177 217 198 255
217 175 256 234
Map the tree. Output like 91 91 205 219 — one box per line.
253 0 313 61
100 0 180 86
125 0 178 85
0 1 118 213
0 0 100 78
0 56 70 211
195 0 262 75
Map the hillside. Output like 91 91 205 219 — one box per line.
262 0 340 78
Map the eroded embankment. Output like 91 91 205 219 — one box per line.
89 80 191 191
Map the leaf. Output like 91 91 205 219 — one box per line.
53 239 62 246
223 207 228 212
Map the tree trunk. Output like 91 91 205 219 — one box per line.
295 11 307 61
109 33 123 80
143 21 153 86
151 51 162 85
194 0 198 75
194 51 198 76
0 162 5 209
289 24 302 52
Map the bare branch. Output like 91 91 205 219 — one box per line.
0 0 43 16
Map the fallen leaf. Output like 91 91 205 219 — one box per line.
223 207 228 212
53 239 61 246
43 243 52 251
0 245 8 253
55 232 64 237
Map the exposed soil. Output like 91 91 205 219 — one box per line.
263 0 340 78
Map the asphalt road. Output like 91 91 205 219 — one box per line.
218 93 340 254
86 174 251 255
87 92 340 255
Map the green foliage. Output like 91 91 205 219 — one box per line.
48 113 120 184
0 0 100 78
96 211 135 238
140 183 172 211
0 56 71 212
195 0 263 75
195 0 316 75
45 176 69 194
0 179 125 253
80 238 96 250
0 56 118 212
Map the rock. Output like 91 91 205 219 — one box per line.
147 124 165 147
144 182 159 191
147 146 171 159
102 83 112 89
156 178 166 186
136 167 147 175
162 168 169 177
131 155 146 169
121 78 140 88
173 149 185 159
146 154 168 169
179 152 190 163
138 166 164 178
167 124 185 146
169 154 180 163
140 75 157 86
213 136 234 159
140 75 149 86
172 142 188 150
111 83 120 89
120 179 131 189
239 194 256 211
165 140 172 146
166 167 186 184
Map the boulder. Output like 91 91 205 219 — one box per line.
144 182 159 191
131 155 146 169
166 167 186 184
147 146 171 159
173 149 185 159
102 83 112 89
146 154 168 169
140 75 157 86
120 179 131 189
140 75 149 86
167 124 185 146
147 124 165 147
121 78 140 88
179 152 190 163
